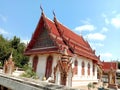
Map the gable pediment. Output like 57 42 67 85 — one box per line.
32 27 55 49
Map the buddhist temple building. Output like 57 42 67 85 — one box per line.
102 61 118 89
24 8 101 87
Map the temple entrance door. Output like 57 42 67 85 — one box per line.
33 56 38 72
45 55 53 79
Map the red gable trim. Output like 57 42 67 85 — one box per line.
25 16 44 51
24 13 62 54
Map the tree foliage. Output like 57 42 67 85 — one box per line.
0 35 29 68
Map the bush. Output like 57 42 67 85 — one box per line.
21 64 39 79
87 83 95 90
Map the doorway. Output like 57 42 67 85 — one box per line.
45 55 53 79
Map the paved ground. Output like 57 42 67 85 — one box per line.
73 82 108 90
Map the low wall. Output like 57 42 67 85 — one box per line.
0 73 77 90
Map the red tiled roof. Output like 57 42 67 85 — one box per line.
53 18 99 62
102 62 118 72
45 18 60 37
24 12 100 62
56 22 89 47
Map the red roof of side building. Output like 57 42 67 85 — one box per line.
102 62 118 72
24 11 100 63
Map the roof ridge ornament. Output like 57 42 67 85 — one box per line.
53 10 57 22
53 10 56 17
98 55 100 59
40 5 45 16
40 5 44 13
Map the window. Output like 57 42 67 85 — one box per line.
93 64 95 76
88 63 90 75
74 60 78 75
45 55 53 79
81 61 85 75
33 55 38 72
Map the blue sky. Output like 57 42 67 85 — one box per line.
0 0 120 61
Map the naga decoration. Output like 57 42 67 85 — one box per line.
54 48 72 85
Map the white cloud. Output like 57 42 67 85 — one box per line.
0 28 9 34
74 24 95 32
94 43 104 47
101 27 108 33
89 42 104 50
102 13 110 25
80 18 91 24
111 14 120 29
100 52 113 61
112 10 117 14
102 13 120 29
0 14 7 22
105 18 109 25
21 39 30 44
84 33 106 41
90 42 104 47
102 13 106 18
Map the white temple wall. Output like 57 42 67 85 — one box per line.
29 54 60 80
29 55 33 66
51 54 60 78
29 54 98 86
36 54 47 80
72 55 98 86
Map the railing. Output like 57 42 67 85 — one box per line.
0 73 77 90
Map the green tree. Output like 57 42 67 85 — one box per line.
0 35 11 65
0 35 29 67
10 36 20 49
10 36 29 68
